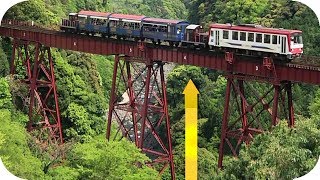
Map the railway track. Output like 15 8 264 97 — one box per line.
2 20 320 73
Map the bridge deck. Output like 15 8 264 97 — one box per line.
0 21 319 85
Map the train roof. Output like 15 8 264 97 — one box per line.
78 10 111 17
143 18 188 25
210 23 302 35
109 14 146 21
186 24 201 30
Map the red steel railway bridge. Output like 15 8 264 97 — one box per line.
1 20 320 179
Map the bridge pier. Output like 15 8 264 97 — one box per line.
10 39 63 145
218 73 295 168
106 55 175 179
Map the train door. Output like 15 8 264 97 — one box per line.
215 30 220 46
281 36 287 54
78 15 87 30
176 25 184 41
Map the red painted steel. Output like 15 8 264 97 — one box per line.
286 82 295 127
218 78 232 168
217 74 296 168
272 85 280 126
10 39 63 145
1 22 319 85
106 55 119 140
106 56 175 179
238 80 249 145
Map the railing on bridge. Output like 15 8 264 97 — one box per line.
1 19 35 27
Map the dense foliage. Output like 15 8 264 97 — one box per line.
53 51 107 142
0 0 320 179
0 77 158 179
218 118 320 179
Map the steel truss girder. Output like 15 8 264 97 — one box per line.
218 73 295 168
106 55 175 179
11 39 63 145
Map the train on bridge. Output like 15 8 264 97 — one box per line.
61 10 303 61
2 8 320 179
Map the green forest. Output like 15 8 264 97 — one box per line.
0 0 320 179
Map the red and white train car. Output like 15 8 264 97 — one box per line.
208 23 303 60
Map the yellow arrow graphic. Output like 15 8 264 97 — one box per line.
183 80 199 180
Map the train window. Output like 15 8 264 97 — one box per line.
223 30 229 39
110 21 117 27
91 18 96 25
117 21 123 28
151 25 157 31
248 33 254 42
159 26 167 32
136 23 141 30
232 31 239 40
272 35 277 44
291 33 303 44
256 33 262 43
78 16 86 23
240 32 246 41
264 34 270 44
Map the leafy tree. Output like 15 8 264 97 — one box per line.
218 118 320 180
167 65 227 141
66 135 158 179
214 0 269 24
47 166 80 180
0 78 12 109
294 84 318 117
167 65 208 122
65 102 94 142
4 0 61 25
0 40 9 77
309 88 320 119
52 50 107 141
162 142 218 180
93 55 114 99
0 109 46 179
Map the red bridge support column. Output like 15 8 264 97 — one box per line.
272 85 280 126
286 82 295 127
217 74 295 168
106 55 175 179
10 39 63 145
